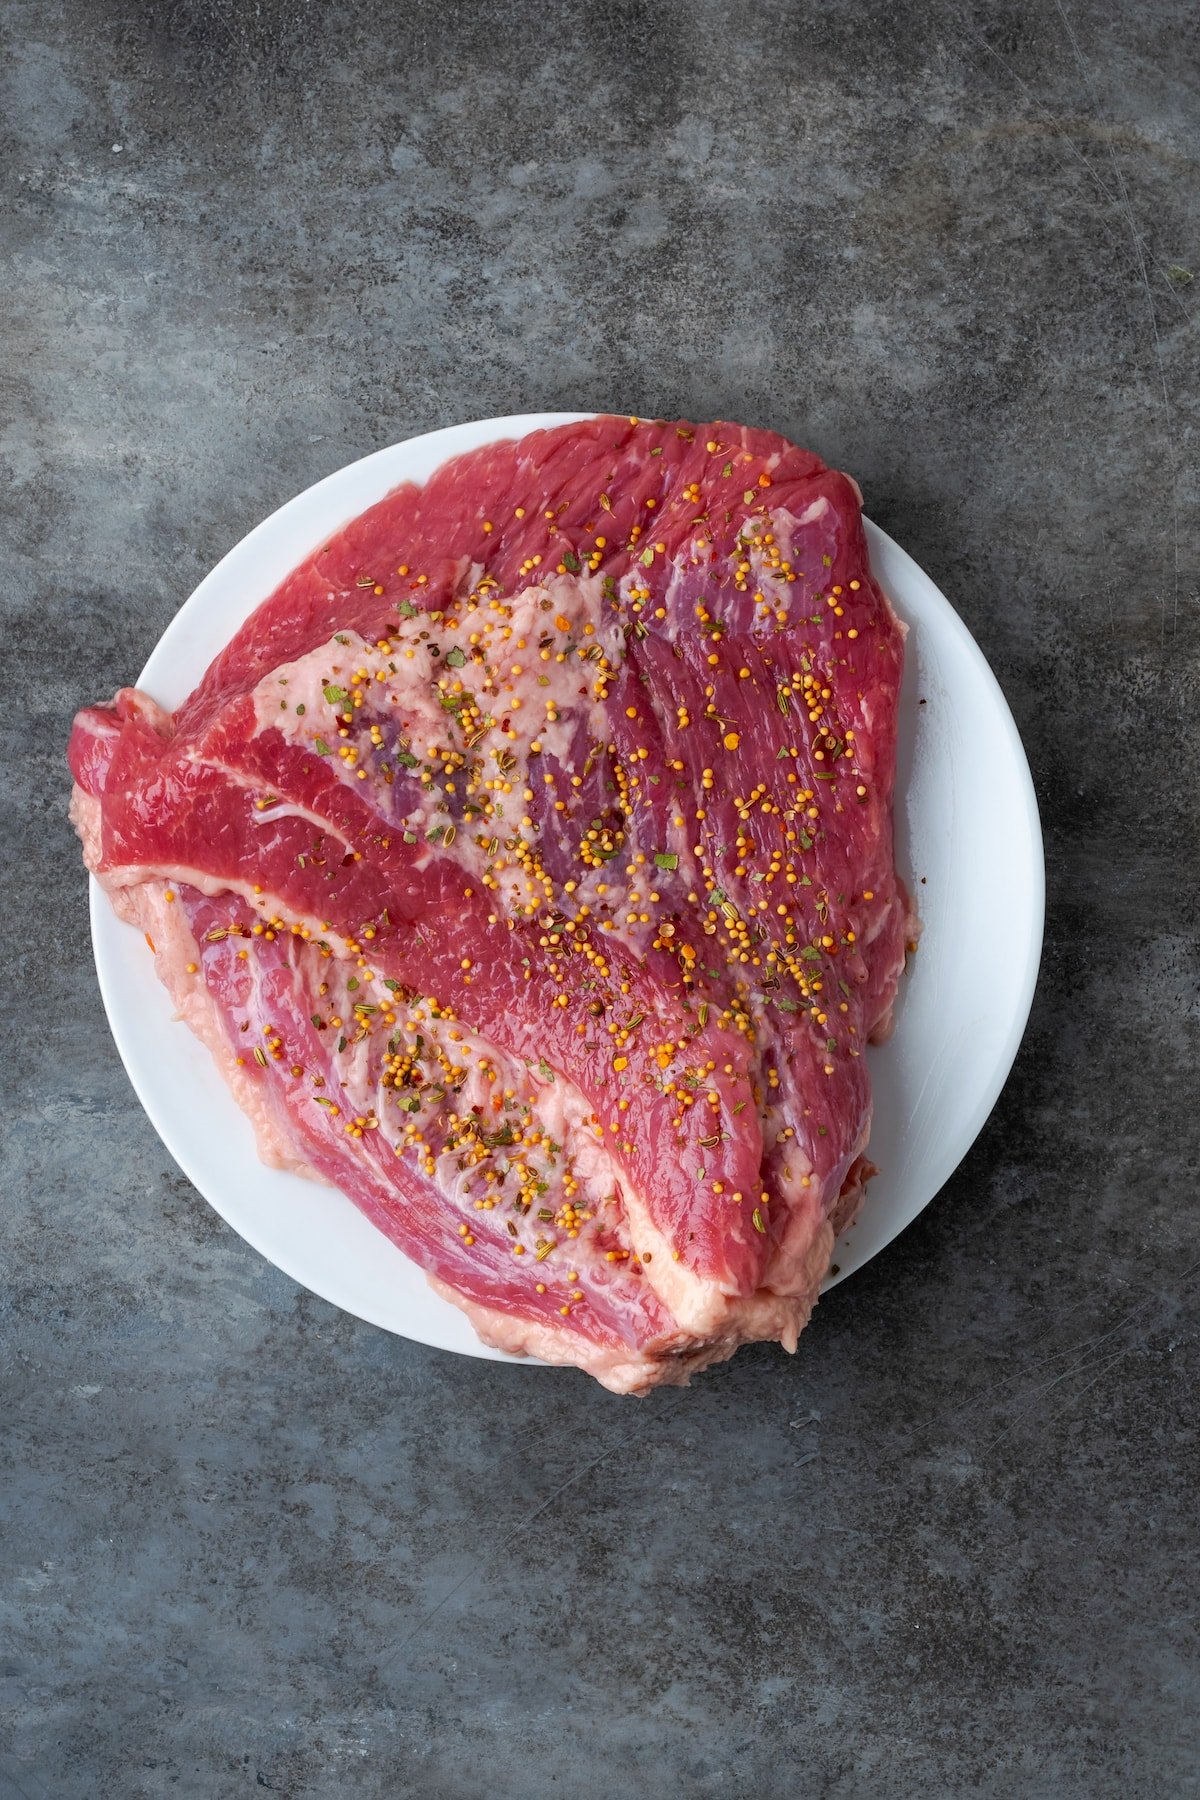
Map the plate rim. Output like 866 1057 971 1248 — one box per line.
88 410 1045 1357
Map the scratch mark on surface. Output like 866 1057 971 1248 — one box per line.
963 19 1194 325
959 1256 1200 1415
1050 0 1184 638
983 1345 1132 1451
0 1753 58 1800
1038 1348 1143 1437
381 1403 672 1666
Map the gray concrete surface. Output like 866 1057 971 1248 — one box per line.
3 1 1198 1795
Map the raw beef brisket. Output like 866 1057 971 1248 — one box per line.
69 416 911 1392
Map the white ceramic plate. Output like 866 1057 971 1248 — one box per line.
90 413 1044 1364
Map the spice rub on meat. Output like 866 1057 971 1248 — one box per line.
70 416 912 1392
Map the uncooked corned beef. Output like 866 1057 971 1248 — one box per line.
69 416 912 1393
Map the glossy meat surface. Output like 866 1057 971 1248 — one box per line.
70 416 911 1391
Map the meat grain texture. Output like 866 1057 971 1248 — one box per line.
69 416 913 1392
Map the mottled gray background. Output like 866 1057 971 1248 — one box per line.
3 1 1198 1795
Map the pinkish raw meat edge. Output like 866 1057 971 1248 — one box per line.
69 415 916 1394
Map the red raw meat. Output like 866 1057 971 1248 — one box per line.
69 416 912 1392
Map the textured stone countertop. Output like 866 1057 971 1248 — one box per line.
3 2 1197 1795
